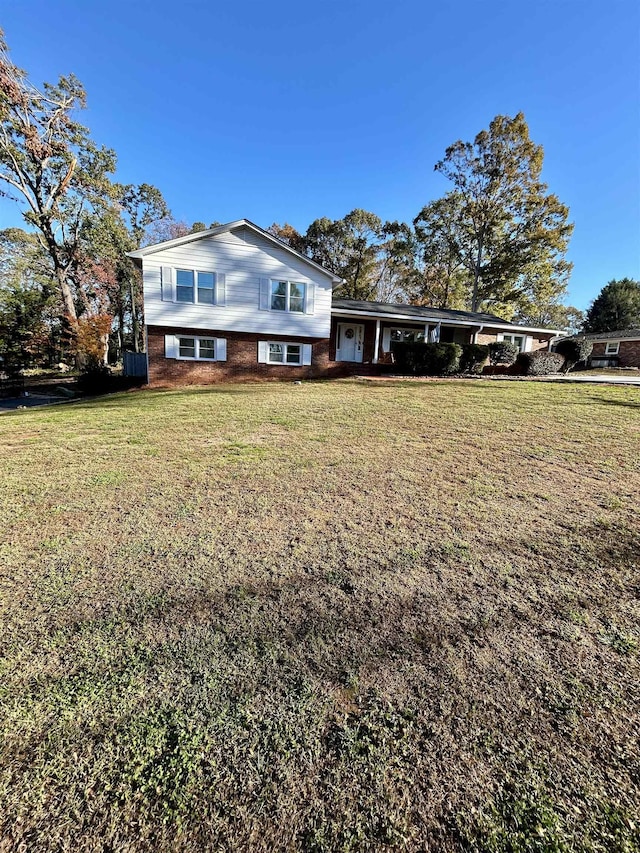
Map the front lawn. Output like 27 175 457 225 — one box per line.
1 380 638 852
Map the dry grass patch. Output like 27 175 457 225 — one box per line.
0 380 639 852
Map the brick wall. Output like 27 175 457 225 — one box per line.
147 326 330 385
476 332 552 351
591 340 640 368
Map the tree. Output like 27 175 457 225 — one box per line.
304 210 406 300
412 194 470 308
266 222 307 254
0 228 56 371
433 112 574 312
583 278 640 333
0 30 117 328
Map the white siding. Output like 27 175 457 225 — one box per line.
142 226 333 337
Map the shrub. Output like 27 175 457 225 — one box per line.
554 337 594 372
488 341 519 365
514 350 565 376
392 342 462 375
459 344 489 374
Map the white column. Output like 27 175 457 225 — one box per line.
373 319 381 364
424 323 429 342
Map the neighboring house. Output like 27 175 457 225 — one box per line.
579 329 640 368
128 220 560 384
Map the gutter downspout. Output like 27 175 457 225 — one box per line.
373 319 381 365
473 325 484 344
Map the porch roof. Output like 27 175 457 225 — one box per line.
331 299 560 335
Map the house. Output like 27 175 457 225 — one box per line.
578 329 640 369
127 220 560 384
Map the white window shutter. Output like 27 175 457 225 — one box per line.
216 338 227 361
302 343 313 365
305 283 315 314
259 278 271 310
382 328 391 353
165 334 177 358
257 341 268 363
496 333 504 342
161 267 174 301
215 273 226 306
524 335 533 352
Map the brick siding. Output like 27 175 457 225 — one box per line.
591 340 640 368
147 326 330 385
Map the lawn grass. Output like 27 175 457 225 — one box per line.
1 379 639 852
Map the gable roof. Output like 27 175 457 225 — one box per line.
332 299 561 335
127 219 344 283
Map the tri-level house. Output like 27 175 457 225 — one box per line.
128 219 560 384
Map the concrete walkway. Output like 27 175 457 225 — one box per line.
554 374 640 386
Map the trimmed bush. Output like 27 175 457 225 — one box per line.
392 341 462 375
554 337 594 372
488 341 519 365
514 350 565 376
459 343 489 374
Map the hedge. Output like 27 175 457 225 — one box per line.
514 350 565 376
391 341 462 375
554 338 593 372
459 343 489 374
488 341 519 365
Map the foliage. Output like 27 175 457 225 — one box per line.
459 343 489 373
0 30 117 322
391 341 462 375
266 222 307 254
554 337 593 372
433 113 573 313
488 341 519 365
583 278 640 333
74 313 113 370
412 193 475 309
514 350 565 375
0 31 168 367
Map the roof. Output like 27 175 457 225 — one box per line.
578 328 640 341
331 299 561 335
127 219 344 283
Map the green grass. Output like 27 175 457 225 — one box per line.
1 380 639 852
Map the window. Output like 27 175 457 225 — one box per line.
390 327 425 344
267 342 302 365
197 271 215 305
502 334 526 352
270 280 306 313
605 341 620 354
177 336 217 361
176 269 195 303
174 269 217 304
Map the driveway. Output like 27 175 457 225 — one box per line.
0 393 74 412
555 374 640 386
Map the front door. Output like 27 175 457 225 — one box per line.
336 323 364 363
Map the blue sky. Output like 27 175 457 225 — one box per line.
1 0 639 309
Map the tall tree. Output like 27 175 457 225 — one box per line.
412 194 470 308
433 112 573 312
266 222 307 254
0 30 117 325
0 228 57 370
583 278 640 333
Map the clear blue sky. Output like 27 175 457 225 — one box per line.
1 0 639 309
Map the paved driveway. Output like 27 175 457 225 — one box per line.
555 374 640 386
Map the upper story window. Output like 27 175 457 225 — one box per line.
390 327 425 344
270 280 306 313
170 268 222 305
605 341 620 354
